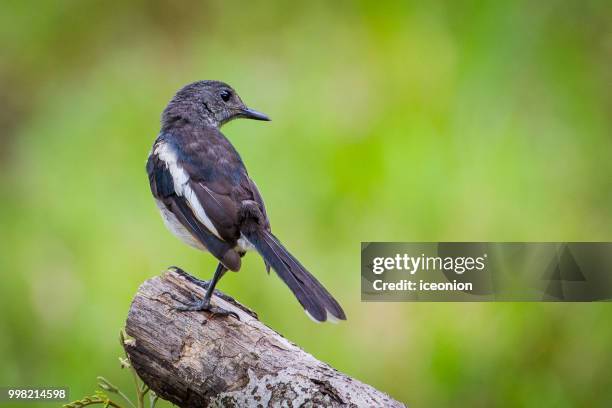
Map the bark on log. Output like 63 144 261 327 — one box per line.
124 268 405 408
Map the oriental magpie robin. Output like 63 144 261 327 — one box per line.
146 81 346 322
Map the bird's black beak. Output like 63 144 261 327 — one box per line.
241 107 271 121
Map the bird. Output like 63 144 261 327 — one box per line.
146 80 346 323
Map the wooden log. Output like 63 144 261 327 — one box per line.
124 268 405 407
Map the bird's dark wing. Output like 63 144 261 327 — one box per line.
187 175 270 241
189 167 272 275
174 126 270 240
146 149 241 270
147 126 269 265
188 180 241 242
246 178 270 230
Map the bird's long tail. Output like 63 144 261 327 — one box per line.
242 228 346 322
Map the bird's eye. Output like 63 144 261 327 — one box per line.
220 90 232 102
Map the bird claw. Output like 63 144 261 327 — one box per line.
174 297 240 320
207 306 240 320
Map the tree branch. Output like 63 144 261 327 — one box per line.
124 268 405 407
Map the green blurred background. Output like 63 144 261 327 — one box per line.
1 1 611 406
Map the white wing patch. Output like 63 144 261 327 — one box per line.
154 141 223 240
183 185 223 240
154 142 189 191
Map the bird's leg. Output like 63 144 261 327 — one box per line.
175 263 238 319
176 272 240 304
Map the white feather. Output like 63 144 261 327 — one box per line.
154 141 223 240
237 234 255 252
304 309 340 324
154 142 189 193
326 311 340 324
304 310 322 323
183 184 223 240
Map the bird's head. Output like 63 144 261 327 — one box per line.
162 80 270 129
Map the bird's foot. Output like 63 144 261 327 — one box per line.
168 266 257 319
174 293 239 320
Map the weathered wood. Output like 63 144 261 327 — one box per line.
124 268 405 408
